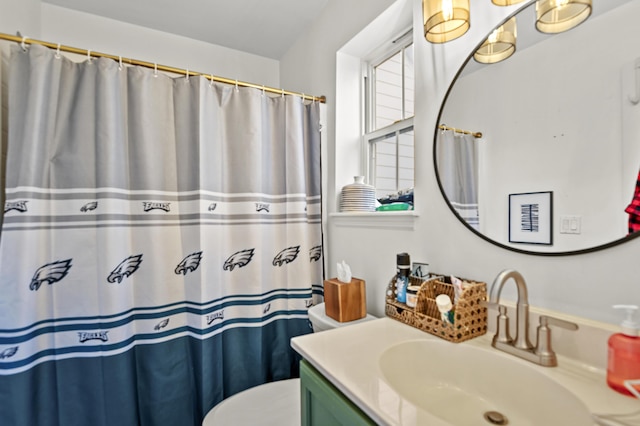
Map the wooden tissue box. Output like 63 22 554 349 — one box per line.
324 277 366 322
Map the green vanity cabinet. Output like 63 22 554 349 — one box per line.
299 359 377 426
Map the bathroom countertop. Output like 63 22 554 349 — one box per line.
291 317 639 426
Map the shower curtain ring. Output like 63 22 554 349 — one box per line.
119 56 123 70
87 49 92 62
154 63 158 77
235 80 239 91
55 43 61 59
20 36 28 51
209 74 214 87
185 69 189 81
262 85 265 96
302 93 305 103
281 89 285 98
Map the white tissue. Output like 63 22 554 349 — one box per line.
451 275 463 304
336 260 352 283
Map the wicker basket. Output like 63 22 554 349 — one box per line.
385 274 488 343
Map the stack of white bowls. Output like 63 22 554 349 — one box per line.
339 176 376 212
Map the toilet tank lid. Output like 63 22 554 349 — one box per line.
307 302 376 324
307 302 326 321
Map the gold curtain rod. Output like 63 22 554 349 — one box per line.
439 124 482 138
0 32 326 103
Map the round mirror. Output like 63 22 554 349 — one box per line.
435 0 640 255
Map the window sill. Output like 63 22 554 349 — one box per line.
329 211 418 230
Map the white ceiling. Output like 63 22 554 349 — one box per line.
42 0 330 59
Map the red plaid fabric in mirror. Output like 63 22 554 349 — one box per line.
625 170 640 234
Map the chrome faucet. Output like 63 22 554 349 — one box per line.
487 269 578 367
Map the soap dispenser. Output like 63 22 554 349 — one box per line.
607 305 640 397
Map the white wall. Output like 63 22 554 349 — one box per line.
0 0 41 37
39 4 279 87
280 0 640 325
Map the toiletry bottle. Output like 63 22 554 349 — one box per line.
395 253 410 304
607 305 640 397
436 294 454 325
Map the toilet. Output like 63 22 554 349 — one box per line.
202 302 376 425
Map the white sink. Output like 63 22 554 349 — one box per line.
379 339 593 425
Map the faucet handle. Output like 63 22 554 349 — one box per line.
494 304 513 344
480 300 513 344
534 315 579 366
482 301 513 344
539 315 578 331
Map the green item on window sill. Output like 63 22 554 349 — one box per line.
376 203 413 211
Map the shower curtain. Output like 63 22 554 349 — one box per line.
0 44 323 426
436 130 480 230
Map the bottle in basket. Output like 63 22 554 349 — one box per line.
395 253 410 303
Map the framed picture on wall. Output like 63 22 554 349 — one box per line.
508 191 553 245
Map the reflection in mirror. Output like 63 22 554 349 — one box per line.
435 0 640 255
535 0 592 34
473 17 517 64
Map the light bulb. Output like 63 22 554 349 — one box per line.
442 0 453 21
487 28 501 44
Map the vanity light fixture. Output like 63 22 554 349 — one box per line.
535 0 592 34
423 0 470 43
473 17 517 64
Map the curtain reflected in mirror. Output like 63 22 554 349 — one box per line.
436 129 480 230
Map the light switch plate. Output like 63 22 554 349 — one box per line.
560 215 581 234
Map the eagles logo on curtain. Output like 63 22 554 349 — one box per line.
273 246 300 266
107 254 143 284
223 248 255 271
80 201 98 212
4 200 28 213
29 259 73 291
175 251 203 275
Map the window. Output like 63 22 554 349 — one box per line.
365 35 415 200
368 121 414 199
371 42 414 131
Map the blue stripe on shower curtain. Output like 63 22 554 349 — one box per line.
0 44 323 426
0 290 313 372
2 324 310 426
